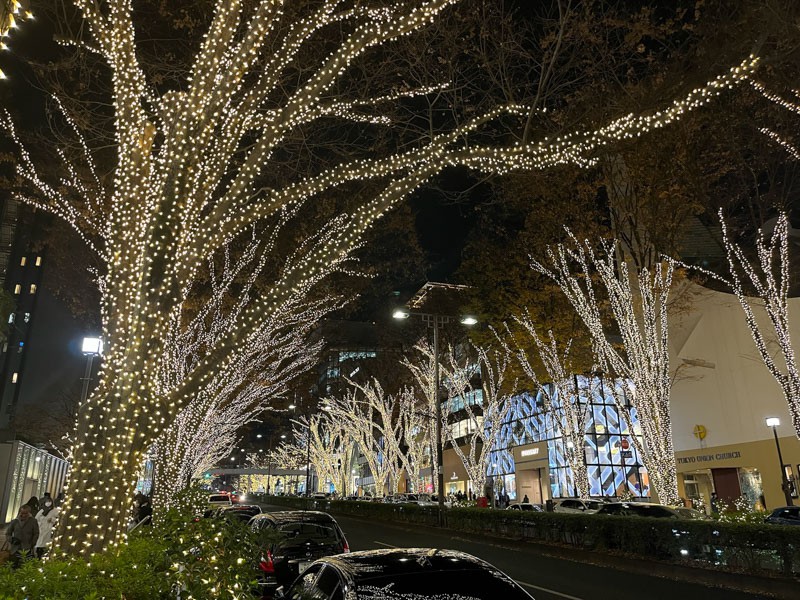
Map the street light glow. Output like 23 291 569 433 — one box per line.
766 417 781 427
460 316 478 326
392 309 410 319
82 337 103 355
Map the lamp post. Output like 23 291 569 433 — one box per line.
80 337 103 405
393 308 476 525
766 417 794 506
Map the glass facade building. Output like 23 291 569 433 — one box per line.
488 374 649 500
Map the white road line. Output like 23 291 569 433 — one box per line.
373 541 398 548
518 581 584 600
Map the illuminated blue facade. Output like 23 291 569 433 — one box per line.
488 374 650 499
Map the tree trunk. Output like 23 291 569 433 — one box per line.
53 387 150 556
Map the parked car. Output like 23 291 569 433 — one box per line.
275 548 535 600
764 506 800 526
554 498 603 514
672 506 711 520
215 504 263 522
208 493 233 508
595 502 682 519
507 502 543 512
249 510 350 596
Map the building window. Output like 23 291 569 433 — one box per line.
13 284 20 294
19 257 26 266
35 256 42 266
11 373 18 383
7 313 13 324
29 284 36 294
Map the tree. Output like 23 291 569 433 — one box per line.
532 233 680 505
440 342 513 500
0 0 761 556
501 322 591 498
704 211 800 440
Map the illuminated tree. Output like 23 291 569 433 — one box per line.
707 211 800 439
532 233 680 505
149 236 344 512
501 322 591 498
323 378 411 496
0 0 762 556
398 388 432 493
441 343 513 499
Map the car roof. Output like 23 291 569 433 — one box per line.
250 510 336 524
314 548 507 581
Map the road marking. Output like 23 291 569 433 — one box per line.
518 581 584 600
373 541 398 548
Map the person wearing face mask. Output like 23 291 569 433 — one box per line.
34 497 59 558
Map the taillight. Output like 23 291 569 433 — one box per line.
259 550 275 573
343 540 350 554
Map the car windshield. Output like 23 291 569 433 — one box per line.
355 569 531 599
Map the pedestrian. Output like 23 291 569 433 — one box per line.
710 492 719 514
137 495 152 524
25 496 39 515
523 494 529 503
35 496 59 558
5 505 39 568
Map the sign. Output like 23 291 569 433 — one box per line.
693 424 707 440
521 448 540 457
450 472 459 480
621 450 633 459
620 438 630 450
677 450 741 465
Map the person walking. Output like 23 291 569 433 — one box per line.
5 505 39 567
522 494 529 503
35 496 59 558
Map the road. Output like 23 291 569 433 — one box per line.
263 504 770 600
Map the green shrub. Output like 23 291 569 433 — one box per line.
0 485 267 599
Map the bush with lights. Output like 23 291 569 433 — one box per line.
0 486 268 599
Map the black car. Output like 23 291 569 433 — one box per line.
595 502 681 518
250 511 350 595
275 548 535 599
764 506 800 526
215 503 263 522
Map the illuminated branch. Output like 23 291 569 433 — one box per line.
499 322 591 498
685 212 800 439
532 233 680 505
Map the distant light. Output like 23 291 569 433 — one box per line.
256 434 262 439
460 316 478 326
288 404 296 410
393 309 410 319
280 434 286 439
0 69 7 79
82 337 103 355
230 457 235 461
766 417 781 428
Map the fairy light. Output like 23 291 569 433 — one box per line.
500 322 591 498
0 0 769 556
532 233 681 505
684 211 800 440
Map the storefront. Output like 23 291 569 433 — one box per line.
0 440 68 524
513 442 549 503
676 436 799 512
443 447 472 496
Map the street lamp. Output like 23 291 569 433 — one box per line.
393 306 476 525
766 417 794 506
80 336 103 405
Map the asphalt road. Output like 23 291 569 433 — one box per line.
262 504 772 600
